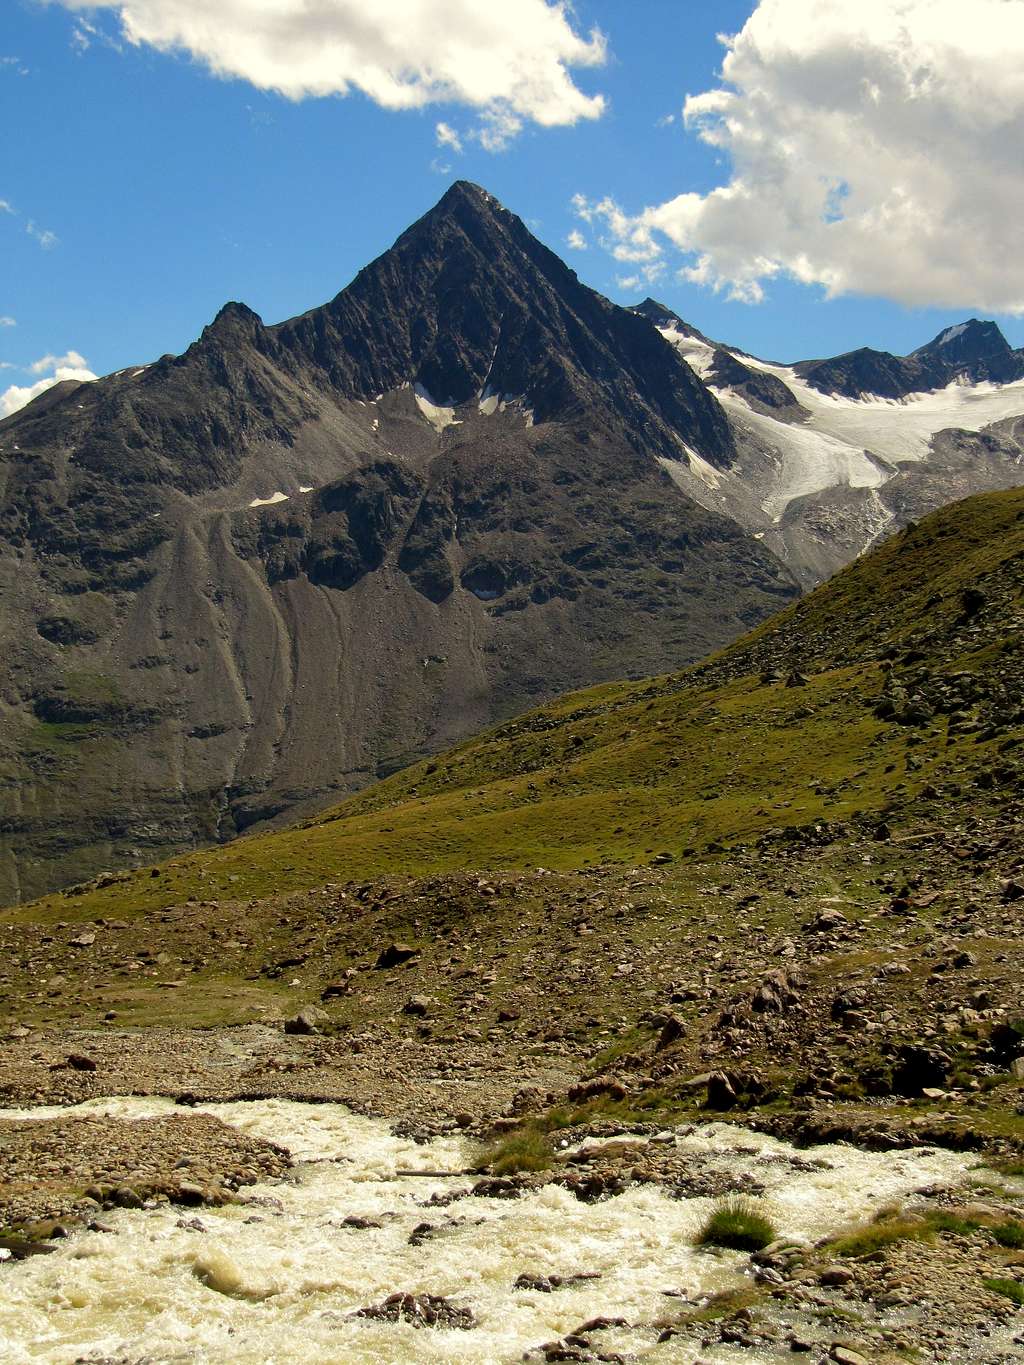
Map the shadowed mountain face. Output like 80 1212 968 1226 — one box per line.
0 183 795 904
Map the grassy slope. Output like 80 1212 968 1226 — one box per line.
20 486 1024 924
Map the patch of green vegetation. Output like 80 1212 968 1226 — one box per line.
31 720 99 748
992 1220 1024 1249
827 1206 983 1260
828 1214 933 1258
481 1127 555 1175
63 669 124 704
588 1026 656 1071
983 1277 1024 1306
696 1197 777 1252
655 1285 766 1334
926 1210 981 1236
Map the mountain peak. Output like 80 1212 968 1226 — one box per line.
632 298 681 327
916 317 1011 359
270 183 736 465
440 179 501 207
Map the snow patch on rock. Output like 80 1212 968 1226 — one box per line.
414 384 459 433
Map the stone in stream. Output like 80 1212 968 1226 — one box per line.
353 1292 476 1329
573 1315 630 1333
0 1237 57 1259
820 1264 854 1286
831 1348 871 1365
514 1272 601 1293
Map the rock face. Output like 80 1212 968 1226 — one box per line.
0 182 798 903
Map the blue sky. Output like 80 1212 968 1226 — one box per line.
3 0 1023 401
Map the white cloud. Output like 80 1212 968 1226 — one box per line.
566 228 587 250
583 0 1024 312
29 350 89 374
26 220 58 249
473 106 524 153
1 351 97 419
54 0 607 147
0 200 12 214
0 316 15 327
435 121 463 154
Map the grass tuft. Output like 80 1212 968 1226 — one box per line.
984 1277 1024 1306
696 1197 777 1252
828 1215 931 1258
992 1220 1024 1250
481 1127 554 1176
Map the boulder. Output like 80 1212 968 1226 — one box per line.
283 1006 325 1036
403 995 432 1017
375 942 419 969
655 1014 686 1050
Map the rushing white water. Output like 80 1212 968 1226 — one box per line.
0 1098 968 1364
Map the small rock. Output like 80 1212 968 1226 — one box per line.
831 1347 870 1365
655 1014 686 1050
820 1265 854 1287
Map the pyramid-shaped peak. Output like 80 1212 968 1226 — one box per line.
916 317 1010 358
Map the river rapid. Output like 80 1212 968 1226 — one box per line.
0 1097 969 1364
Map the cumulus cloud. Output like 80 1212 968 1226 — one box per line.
54 0 607 147
581 0 1024 311
435 121 463 154
566 228 587 250
0 316 15 327
1 351 96 419
29 349 89 374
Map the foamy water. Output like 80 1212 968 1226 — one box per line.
0 1098 968 1364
